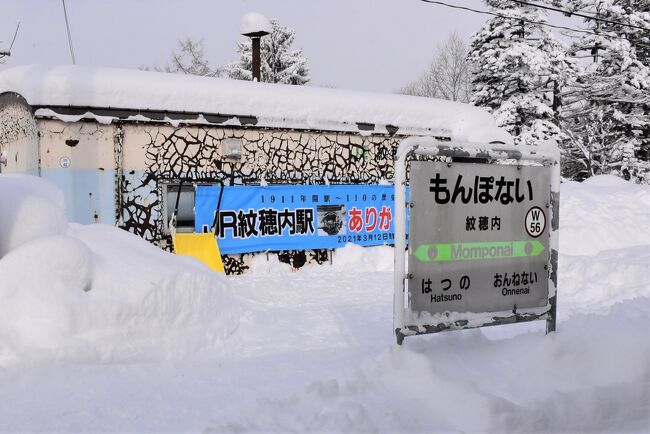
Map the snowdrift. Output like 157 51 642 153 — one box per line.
212 175 650 433
227 295 649 433
560 175 650 256
0 175 239 365
0 173 648 433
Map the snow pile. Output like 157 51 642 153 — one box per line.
557 175 650 317
248 243 394 275
240 12 272 35
0 175 239 366
0 65 512 143
559 175 650 255
213 175 650 433
330 243 394 272
559 244 650 318
0 175 67 256
0 174 647 432
232 297 649 433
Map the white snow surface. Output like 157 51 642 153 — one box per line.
0 174 648 432
559 175 650 255
0 175 238 366
240 12 272 35
0 65 512 143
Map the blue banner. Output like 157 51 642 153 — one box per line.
195 185 402 254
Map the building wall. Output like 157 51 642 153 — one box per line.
38 119 116 225
32 117 417 273
0 92 39 175
118 123 403 273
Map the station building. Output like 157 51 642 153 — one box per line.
0 65 510 273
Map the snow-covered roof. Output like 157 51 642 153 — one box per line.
0 65 512 143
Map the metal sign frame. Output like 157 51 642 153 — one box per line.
393 137 560 345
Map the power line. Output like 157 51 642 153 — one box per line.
419 0 647 45
512 0 650 33
61 0 76 64
0 21 20 58
8 21 20 52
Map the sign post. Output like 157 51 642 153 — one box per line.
393 137 560 345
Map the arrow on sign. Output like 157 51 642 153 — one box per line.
413 240 545 263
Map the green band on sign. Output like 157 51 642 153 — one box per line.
413 240 545 263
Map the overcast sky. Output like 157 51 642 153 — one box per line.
0 0 579 93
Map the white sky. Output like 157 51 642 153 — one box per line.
0 0 581 92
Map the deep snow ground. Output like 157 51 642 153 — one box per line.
0 175 648 433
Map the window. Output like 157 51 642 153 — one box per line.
222 138 243 161
164 183 195 234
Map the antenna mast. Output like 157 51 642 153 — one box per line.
61 0 76 64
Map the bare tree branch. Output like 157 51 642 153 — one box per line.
399 32 472 102
146 38 222 77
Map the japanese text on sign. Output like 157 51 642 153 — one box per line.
429 174 534 205
408 162 551 315
195 184 406 254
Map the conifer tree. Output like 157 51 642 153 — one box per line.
561 0 650 182
226 20 310 85
468 0 570 146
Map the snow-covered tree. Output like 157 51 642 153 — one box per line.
560 0 650 182
226 20 309 85
401 32 472 102
468 0 570 146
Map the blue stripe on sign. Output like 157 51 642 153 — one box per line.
195 185 406 254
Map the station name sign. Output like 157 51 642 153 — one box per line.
407 162 551 316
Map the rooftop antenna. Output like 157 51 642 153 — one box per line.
61 0 76 64
0 21 21 59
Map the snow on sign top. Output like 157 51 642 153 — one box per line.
0 65 513 144
240 12 272 35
